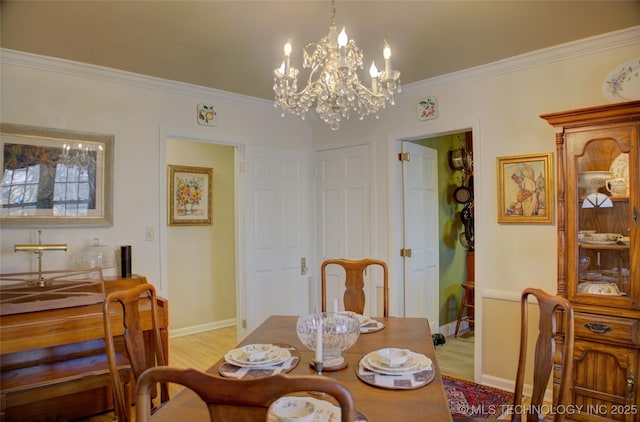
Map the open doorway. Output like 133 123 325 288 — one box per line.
161 136 239 338
406 130 474 379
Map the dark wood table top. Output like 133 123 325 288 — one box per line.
153 315 453 421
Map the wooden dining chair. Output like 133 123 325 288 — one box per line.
454 288 574 422
103 283 169 422
135 367 356 422
321 258 389 317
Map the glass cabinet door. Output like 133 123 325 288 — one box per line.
567 125 634 307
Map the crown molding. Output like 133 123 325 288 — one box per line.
401 25 640 96
0 48 274 110
2 25 638 106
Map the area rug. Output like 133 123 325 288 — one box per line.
443 375 514 419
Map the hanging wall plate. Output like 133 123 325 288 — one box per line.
453 186 472 204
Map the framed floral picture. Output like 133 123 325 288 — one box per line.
497 152 554 224
168 165 212 226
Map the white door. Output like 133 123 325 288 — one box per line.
402 141 439 332
317 144 377 316
243 146 312 335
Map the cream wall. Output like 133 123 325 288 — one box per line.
0 50 310 333
166 141 236 331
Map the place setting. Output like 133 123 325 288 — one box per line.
268 396 370 422
356 347 435 389
338 311 385 334
219 343 300 379
329 298 384 334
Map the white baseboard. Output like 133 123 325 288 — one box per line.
169 318 237 338
438 320 473 337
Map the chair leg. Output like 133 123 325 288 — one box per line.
454 293 466 337
124 379 132 419
454 284 473 337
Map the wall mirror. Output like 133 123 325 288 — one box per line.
0 123 114 227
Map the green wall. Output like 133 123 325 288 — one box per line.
414 133 470 326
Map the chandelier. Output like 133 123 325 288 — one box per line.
273 0 401 130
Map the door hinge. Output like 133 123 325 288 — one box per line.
398 152 410 161
400 248 412 257
242 319 247 329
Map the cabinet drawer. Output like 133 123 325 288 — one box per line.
575 312 639 345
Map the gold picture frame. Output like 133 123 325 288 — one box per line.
168 165 212 226
497 152 554 224
1 123 114 227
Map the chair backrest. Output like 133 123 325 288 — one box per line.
321 258 389 317
513 288 574 422
136 367 356 422
103 283 169 422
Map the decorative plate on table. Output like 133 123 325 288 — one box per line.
339 311 370 325
360 319 385 334
220 344 299 379
360 350 431 375
268 397 370 422
339 311 385 333
357 359 435 390
225 344 290 367
602 57 640 102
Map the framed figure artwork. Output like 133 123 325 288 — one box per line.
0 123 114 227
497 152 553 224
168 165 213 226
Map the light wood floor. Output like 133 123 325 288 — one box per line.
79 325 474 421
434 330 474 379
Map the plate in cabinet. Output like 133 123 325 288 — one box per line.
609 153 629 182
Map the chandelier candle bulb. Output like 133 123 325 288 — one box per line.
338 27 348 60
284 41 292 75
383 42 391 79
370 61 379 94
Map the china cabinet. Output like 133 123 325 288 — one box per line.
541 100 639 422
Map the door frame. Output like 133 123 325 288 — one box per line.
158 128 245 338
386 120 483 382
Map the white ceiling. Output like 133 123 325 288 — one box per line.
2 1 639 100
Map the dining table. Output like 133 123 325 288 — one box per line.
151 315 453 421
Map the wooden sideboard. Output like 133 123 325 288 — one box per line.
0 274 169 421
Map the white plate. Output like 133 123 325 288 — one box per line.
362 350 431 375
581 240 618 245
602 57 640 102
578 281 626 296
339 311 371 326
360 320 384 334
268 397 369 422
609 153 629 186
225 345 290 367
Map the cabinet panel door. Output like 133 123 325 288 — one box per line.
572 340 638 422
